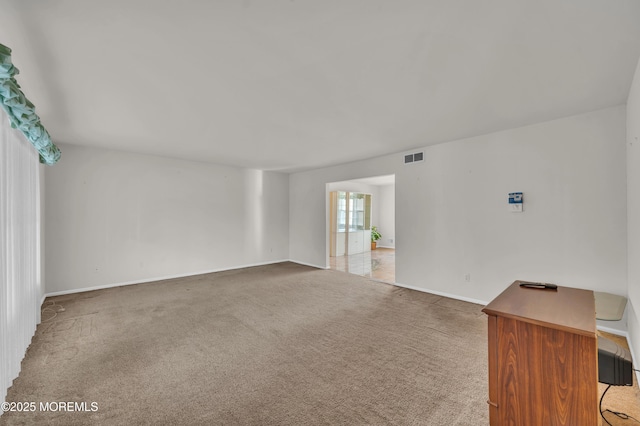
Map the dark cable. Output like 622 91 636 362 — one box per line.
600 385 613 426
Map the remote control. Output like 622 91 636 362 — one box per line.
519 281 558 290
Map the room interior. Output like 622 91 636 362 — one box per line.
3 1 640 424
326 175 395 283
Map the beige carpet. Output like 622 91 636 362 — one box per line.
1 262 489 425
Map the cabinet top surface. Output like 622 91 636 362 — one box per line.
482 281 596 336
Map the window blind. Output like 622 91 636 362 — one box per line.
0 111 43 403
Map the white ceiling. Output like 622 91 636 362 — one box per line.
2 1 640 172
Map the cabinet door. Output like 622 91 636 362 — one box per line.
493 317 598 425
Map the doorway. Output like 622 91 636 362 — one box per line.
326 175 395 284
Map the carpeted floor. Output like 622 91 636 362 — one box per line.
1 262 489 425
2 262 639 425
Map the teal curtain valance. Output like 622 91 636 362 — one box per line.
0 43 60 165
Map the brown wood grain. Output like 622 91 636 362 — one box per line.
483 281 596 337
483 282 598 425
487 314 499 423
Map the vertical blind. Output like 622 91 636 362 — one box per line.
0 111 42 403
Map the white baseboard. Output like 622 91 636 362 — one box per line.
288 260 328 270
629 334 640 387
393 281 489 306
597 325 628 336
43 259 291 299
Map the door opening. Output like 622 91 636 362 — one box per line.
326 175 395 284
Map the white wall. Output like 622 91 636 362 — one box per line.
290 156 397 269
627 57 640 358
377 183 395 248
291 106 627 308
45 144 289 294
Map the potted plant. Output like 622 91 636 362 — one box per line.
371 226 382 250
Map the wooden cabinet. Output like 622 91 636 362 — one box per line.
482 281 598 425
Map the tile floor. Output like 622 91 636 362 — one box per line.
329 247 395 284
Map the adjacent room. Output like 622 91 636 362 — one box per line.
327 175 396 283
2 1 640 424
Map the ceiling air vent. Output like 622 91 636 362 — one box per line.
404 151 424 164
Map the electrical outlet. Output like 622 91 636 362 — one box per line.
465 273 471 282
